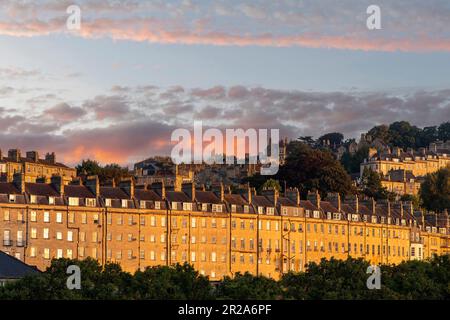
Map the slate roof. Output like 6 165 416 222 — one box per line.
0 251 40 279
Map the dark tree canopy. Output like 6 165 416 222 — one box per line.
318 132 344 146
76 159 130 184
278 141 355 198
420 166 450 212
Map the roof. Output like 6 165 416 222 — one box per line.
0 251 40 279
224 194 248 205
100 186 129 200
166 191 191 203
195 191 221 204
64 185 95 198
135 189 162 201
25 183 59 197
0 156 71 169
0 183 21 195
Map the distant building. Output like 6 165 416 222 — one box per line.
0 251 39 286
381 170 422 196
0 148 76 184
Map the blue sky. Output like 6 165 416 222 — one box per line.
0 0 449 165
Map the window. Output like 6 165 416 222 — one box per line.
191 218 197 228
202 203 208 211
267 207 275 215
81 213 87 224
258 207 264 214
67 249 73 259
43 228 49 239
212 204 222 213
121 200 128 208
3 210 11 221
161 217 166 227
30 211 37 222
67 231 73 242
30 195 37 204
43 248 50 259
69 197 79 206
150 216 156 227
105 198 112 207
43 211 50 223
231 204 237 212
155 201 161 209
69 212 75 224
31 228 37 239
86 198 96 207
56 212 63 223
30 247 36 257
56 232 62 240
56 249 63 259
49 197 55 205
243 205 249 213
183 202 192 211
140 201 146 209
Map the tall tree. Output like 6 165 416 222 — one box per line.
419 166 450 212
438 122 450 141
360 167 392 200
278 141 355 198
318 132 344 146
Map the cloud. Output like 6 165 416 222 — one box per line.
0 67 41 79
44 102 87 121
1 0 450 52
1 82 449 167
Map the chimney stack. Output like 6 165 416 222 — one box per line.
220 183 224 202
119 177 135 198
26 151 39 162
182 182 196 201
151 181 166 199
85 175 100 196
247 183 252 204
307 190 320 209
51 175 64 195
13 173 25 193
8 149 21 162
328 193 341 212
45 152 56 164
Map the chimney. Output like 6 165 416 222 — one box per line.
286 188 300 206
182 182 196 201
13 173 25 193
151 181 166 199
85 175 100 196
26 151 39 162
247 183 252 204
45 152 56 164
307 190 320 209
274 189 279 207
70 177 82 185
399 202 404 219
119 177 135 198
328 193 341 212
51 175 64 195
8 149 21 162
220 183 224 202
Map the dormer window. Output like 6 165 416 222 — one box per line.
267 207 275 215
212 204 222 213
86 198 96 207
243 205 249 213
282 207 288 216
9 195 16 203
172 202 178 210
140 201 146 209
183 202 192 211
371 216 377 224
293 208 299 216
155 201 161 210
333 213 341 220
231 204 237 213
352 214 359 222
121 199 128 208
105 198 112 207
258 207 264 214
305 210 310 218
202 203 208 211
30 195 37 204
313 210 320 219
49 196 55 205
327 212 332 220
68 197 79 206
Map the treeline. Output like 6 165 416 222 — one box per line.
76 159 131 185
1 256 449 300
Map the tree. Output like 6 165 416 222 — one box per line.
340 146 369 174
76 159 130 184
438 122 450 141
419 166 450 212
260 179 281 192
216 272 282 300
360 167 391 200
278 141 355 198
131 263 213 300
318 132 344 147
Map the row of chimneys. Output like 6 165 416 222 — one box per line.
0 149 56 164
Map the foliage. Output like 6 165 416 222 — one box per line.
1 256 450 300
360 167 392 200
278 141 355 198
260 179 281 192
216 272 282 300
419 166 450 212
318 132 344 146
76 159 130 184
340 145 369 174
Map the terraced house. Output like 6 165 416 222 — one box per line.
0 173 449 280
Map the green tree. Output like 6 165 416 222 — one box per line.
131 263 213 300
278 141 355 198
360 167 395 200
216 272 282 300
340 146 369 174
260 179 281 192
438 122 450 141
318 132 344 146
419 166 450 212
76 159 130 184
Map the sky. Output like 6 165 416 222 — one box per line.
0 0 449 167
